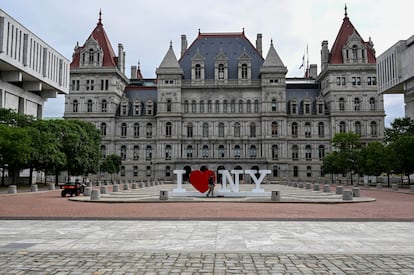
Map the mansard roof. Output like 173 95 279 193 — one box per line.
70 11 118 68
329 10 376 64
179 31 264 79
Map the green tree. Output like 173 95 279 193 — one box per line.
331 132 361 183
385 117 414 143
100 154 122 182
389 135 414 184
359 142 388 179
0 108 34 127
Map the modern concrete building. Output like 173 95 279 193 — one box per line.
65 9 384 182
0 9 69 118
377 35 414 119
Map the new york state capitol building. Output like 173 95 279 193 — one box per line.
64 10 384 182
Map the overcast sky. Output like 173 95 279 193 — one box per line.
2 0 410 126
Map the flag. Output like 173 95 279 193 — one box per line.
299 53 305 69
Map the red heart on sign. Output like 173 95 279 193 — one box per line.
189 170 215 193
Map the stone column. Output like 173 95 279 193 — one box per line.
323 185 330 193
48 183 55 190
342 190 353 201
84 187 92 196
159 190 169 200
8 185 17 194
113 185 120 192
352 187 360 197
313 184 320 191
100 186 107 194
336 186 344 194
91 189 101 201
271 191 281 202
392 184 398 191
131 183 138 189
31 185 38 192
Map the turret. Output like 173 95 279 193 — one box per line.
256 33 263 56
181 35 188 57
321 40 329 71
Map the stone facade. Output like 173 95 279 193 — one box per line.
64 11 384 182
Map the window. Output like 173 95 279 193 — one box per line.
239 100 243 112
292 145 298 160
355 121 362 135
87 100 93 112
352 76 361 85
121 103 127 115
121 145 127 161
271 99 277 112
184 100 189 113
207 100 212 113
191 100 197 113
166 99 172 112
305 145 312 160
89 48 94 63
202 123 209 138
218 63 224 79
305 122 311 138
133 166 138 177
165 166 171 177
354 98 360 111
100 145 106 159
293 166 298 177
186 145 193 158
218 122 225 137
146 166 151 177
195 64 201 79
318 122 324 137
71 80 80 91
241 63 248 79
187 122 193 138
86 79 94 91
339 121 346 133
165 145 172 160
368 76 377 86
352 45 358 59
146 145 152 160
101 100 107 112
319 145 325 159
234 122 241 137
304 103 311 114
254 100 259 113
292 122 298 138
272 145 279 160
134 123 140 138
339 98 345 111
291 102 297 114
250 122 256 137
273 166 279 177
121 123 127 137
134 102 141 115
234 145 241 158
166 122 172 137
306 166 312 177
271 122 278 137
133 146 139 160
250 145 257 158
200 100 204 113
223 100 228 113
336 76 345 86
230 100 235 113
318 103 324 114
370 121 377 137
121 166 125 177
100 123 107 136
72 100 79 112
369 98 376 111
215 100 220 112
218 145 225 158
146 123 152 138
202 145 209 158
246 100 251 113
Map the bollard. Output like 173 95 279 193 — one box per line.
323 184 330 193
298 183 304 188
31 184 38 192
83 187 92 196
159 190 169 200
376 183 382 189
313 184 320 191
410 185 414 192
8 185 17 194
342 190 353 201
48 183 55 190
139 182 144 188
363 182 370 188
90 189 101 201
271 191 281 202
293 182 298 187
336 186 344 195
131 183 138 189
100 186 107 194
352 187 360 197
305 183 311 190
392 184 398 191
113 184 120 192
123 183 129 191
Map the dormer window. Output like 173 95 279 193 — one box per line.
191 51 205 81
218 64 224 79
241 64 248 79
238 51 251 81
146 100 154 116
195 64 201 79
215 51 228 81
80 37 103 67
134 100 141 115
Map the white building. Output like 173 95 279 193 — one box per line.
0 9 69 118
377 35 414 119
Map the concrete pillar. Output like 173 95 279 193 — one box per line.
113 185 120 192
376 183 382 189
159 190 169 200
392 184 398 191
410 185 414 192
48 183 55 190
100 186 107 194
336 186 343 195
352 187 360 197
123 183 129 191
271 191 281 202
298 183 304 188
313 184 320 191
293 182 298 187
342 190 353 201
91 189 101 201
305 183 311 190
83 187 92 196
139 182 144 188
131 183 138 189
31 184 38 192
8 185 17 194
323 185 330 193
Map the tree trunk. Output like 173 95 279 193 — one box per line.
55 169 59 185
29 167 33 186
1 165 5 186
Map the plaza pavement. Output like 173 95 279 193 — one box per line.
0 183 414 274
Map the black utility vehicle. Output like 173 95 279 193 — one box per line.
61 181 84 197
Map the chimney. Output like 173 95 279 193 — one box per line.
321 40 329 71
256 33 263 56
131 65 137 79
118 43 125 73
181 34 188 57
309 64 318 79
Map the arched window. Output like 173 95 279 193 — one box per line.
234 122 241 137
292 122 298 137
200 100 204 113
218 145 225 158
292 145 298 160
218 122 225 137
166 122 172 137
354 97 360 111
186 145 193 158
293 166 298 177
191 100 197 113
87 99 93 112
271 99 277 112
89 48 94 63
370 121 377 137
166 99 172 112
202 122 209 138
352 45 358 59
202 145 209 158
250 122 256 137
254 99 259 113
165 145 172 160
100 145 106 159
145 145 152 160
207 100 212 113
355 121 362 135
120 166 125 177
72 100 79 112
369 97 376 110
306 166 312 177
146 123 152 138
218 63 224 79
195 64 201 79
246 100 251 112
223 100 228 113
133 145 139 160
215 100 220 112
121 145 127 160
250 145 257 158
305 122 311 138
184 100 189 113
271 122 278 136
101 100 107 112
319 145 325 159
305 145 312 160
165 166 171 177
134 123 140 137
187 122 193 138
121 123 127 137
238 100 243 112
339 121 346 133
339 98 345 111
318 122 324 137
100 123 107 136
272 145 279 160
234 145 241 158
241 63 248 79
230 100 235 113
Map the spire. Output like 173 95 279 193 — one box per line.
98 9 103 25
344 4 348 18
156 42 183 75
260 40 287 75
